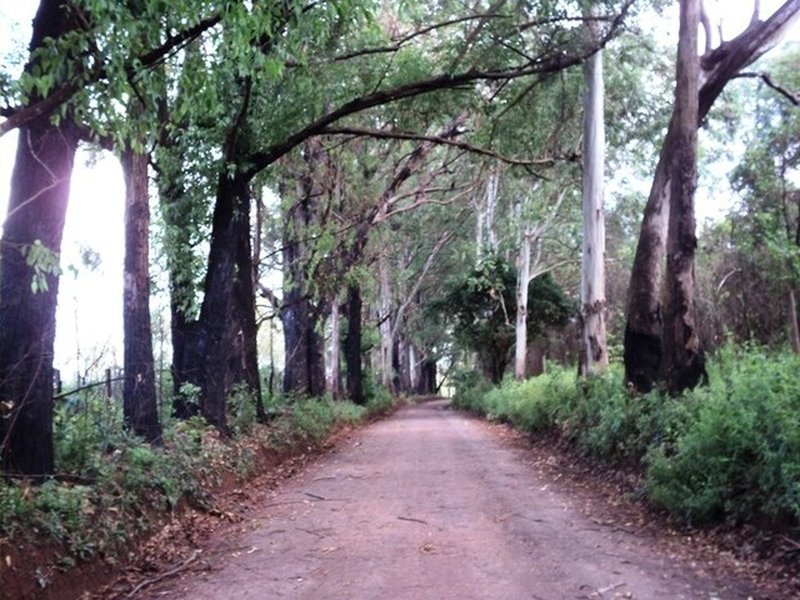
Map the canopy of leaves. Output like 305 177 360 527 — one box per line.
434 254 573 381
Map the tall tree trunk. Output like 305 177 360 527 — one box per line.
232 194 266 421
378 251 394 390
345 285 365 405
580 38 608 376
121 148 162 444
514 231 532 380
417 358 437 395
624 0 800 392
787 286 800 354
329 298 341 399
661 0 706 394
194 172 252 434
0 0 79 477
408 343 419 392
158 163 204 416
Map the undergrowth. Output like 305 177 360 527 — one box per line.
453 344 800 528
0 388 399 577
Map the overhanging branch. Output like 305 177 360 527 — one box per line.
732 71 800 106
320 125 575 167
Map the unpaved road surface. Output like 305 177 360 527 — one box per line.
145 400 764 599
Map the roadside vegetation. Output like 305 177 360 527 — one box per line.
454 345 800 529
0 382 395 585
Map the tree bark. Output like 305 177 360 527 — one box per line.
580 36 608 376
0 0 79 478
231 192 266 421
514 230 532 380
329 297 341 399
121 148 162 444
624 0 800 392
661 0 706 394
788 286 800 355
345 285 365 405
280 140 328 398
378 251 394 390
417 358 437 395
193 172 253 434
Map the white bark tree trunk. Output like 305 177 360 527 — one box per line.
514 229 532 380
378 250 393 390
624 0 800 391
329 298 341 399
580 34 608 376
788 286 800 355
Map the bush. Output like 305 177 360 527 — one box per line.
646 346 800 525
1 386 399 578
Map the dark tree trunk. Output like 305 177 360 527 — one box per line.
158 170 204 416
417 358 437 395
280 140 328 398
391 338 402 393
193 173 253 434
121 148 162 443
345 285 365 405
0 0 79 478
232 209 266 421
661 0 706 394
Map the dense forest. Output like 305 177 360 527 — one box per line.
1 0 799 591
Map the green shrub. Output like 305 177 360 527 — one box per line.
452 369 494 414
228 384 259 435
646 346 800 524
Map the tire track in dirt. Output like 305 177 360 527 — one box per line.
144 400 762 599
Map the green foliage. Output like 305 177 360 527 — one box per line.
435 255 573 382
0 386 398 572
455 345 800 527
646 345 800 525
21 240 62 293
227 383 259 436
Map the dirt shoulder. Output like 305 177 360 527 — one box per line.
107 399 791 600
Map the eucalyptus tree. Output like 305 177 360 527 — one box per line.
660 0 703 394
580 10 608 376
0 1 81 477
624 0 800 392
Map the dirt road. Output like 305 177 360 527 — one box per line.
144 400 763 599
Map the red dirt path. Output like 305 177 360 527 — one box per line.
133 399 773 599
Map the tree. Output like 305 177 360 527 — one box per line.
624 0 800 392
579 15 608 376
121 145 162 443
660 0 705 394
0 0 80 477
441 256 572 384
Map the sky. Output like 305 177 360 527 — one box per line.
0 1 798 382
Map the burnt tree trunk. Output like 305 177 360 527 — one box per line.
232 196 266 421
0 0 79 477
345 285 365 405
121 148 162 443
158 165 204 417
280 141 328 398
661 0 706 394
417 358 437 395
193 172 252 434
